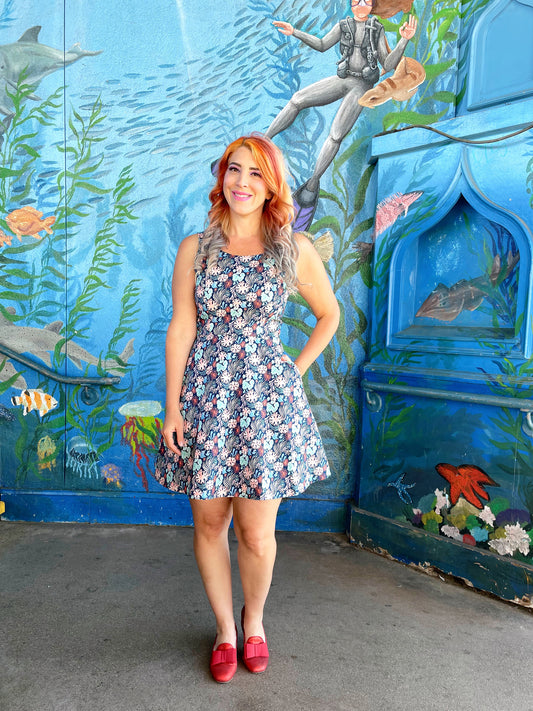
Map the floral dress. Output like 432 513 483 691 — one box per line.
154 245 331 499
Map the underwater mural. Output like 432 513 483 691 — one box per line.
0 0 508 539
353 0 533 601
266 0 423 230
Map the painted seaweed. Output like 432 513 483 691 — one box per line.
0 86 140 485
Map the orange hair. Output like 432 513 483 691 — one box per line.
207 133 294 242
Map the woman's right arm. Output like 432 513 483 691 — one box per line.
273 20 341 52
162 233 199 455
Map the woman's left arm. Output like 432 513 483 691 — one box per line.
293 233 340 375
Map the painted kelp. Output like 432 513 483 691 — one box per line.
0 75 142 487
268 0 487 493
0 0 497 525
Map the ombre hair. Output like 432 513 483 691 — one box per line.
195 133 299 291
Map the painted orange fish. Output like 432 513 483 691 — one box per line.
359 57 426 108
436 462 499 509
5 206 56 239
11 388 58 416
0 229 13 247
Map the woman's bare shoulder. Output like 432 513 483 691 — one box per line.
293 231 316 259
179 232 201 253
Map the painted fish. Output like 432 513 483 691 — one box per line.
353 241 374 261
359 57 426 108
303 230 334 262
5 206 56 239
0 26 101 131
372 191 423 239
0 229 13 247
11 388 58 416
436 462 499 510
0 358 27 390
416 280 487 321
416 252 520 322
0 403 16 421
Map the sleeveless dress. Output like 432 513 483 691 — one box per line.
154 244 331 499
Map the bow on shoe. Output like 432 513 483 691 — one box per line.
243 640 269 659
211 644 237 666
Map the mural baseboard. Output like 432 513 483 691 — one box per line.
350 505 533 607
0 489 349 532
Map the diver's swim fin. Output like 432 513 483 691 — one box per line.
292 180 319 232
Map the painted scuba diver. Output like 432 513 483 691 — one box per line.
266 0 419 230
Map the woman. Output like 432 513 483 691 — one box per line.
155 133 339 683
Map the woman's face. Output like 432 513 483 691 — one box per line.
223 145 272 220
351 0 373 21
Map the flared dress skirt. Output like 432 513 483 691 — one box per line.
154 250 331 499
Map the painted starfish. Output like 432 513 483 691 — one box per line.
435 463 499 509
387 472 415 504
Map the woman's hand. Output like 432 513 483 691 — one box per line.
273 20 294 36
162 410 185 455
399 14 417 40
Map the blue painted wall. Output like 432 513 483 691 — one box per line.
1 0 511 538
353 0 533 600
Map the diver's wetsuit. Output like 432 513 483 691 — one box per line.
266 17 409 204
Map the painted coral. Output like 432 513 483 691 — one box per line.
408 487 533 562
488 524 531 557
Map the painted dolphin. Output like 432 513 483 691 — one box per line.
0 309 134 378
0 26 102 124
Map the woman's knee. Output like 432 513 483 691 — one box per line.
195 518 230 542
191 500 232 541
235 524 276 557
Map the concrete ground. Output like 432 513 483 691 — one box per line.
1 522 532 711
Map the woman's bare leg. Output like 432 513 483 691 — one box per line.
232 498 282 639
189 497 236 645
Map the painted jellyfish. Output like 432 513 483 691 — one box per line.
119 400 162 491
101 463 123 489
67 436 99 480
37 434 57 472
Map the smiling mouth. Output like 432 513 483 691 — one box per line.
232 191 252 201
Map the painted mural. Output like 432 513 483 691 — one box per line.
356 0 533 587
0 0 502 532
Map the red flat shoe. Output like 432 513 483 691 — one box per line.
210 628 237 684
241 606 269 674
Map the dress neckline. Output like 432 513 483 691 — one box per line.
220 250 264 258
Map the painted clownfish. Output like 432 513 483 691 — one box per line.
11 389 58 417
